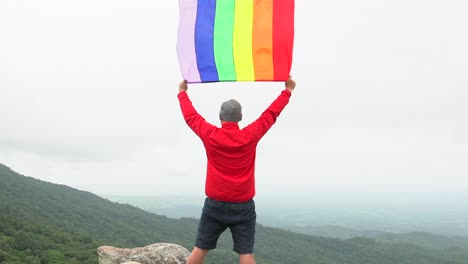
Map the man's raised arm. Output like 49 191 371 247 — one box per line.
177 80 215 138
244 77 296 140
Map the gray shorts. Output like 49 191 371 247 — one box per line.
195 197 256 254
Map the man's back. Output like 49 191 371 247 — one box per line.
178 89 292 202
203 122 259 202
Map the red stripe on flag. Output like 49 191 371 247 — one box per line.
272 0 295 80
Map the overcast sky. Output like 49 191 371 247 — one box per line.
1 0 467 198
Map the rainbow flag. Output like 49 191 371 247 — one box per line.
177 0 295 83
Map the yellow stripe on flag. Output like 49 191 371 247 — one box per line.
233 0 255 81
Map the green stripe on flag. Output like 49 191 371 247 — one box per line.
214 0 236 81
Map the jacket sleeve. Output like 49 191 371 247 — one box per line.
244 89 291 141
178 91 216 139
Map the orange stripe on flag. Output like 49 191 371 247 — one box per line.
253 0 274 81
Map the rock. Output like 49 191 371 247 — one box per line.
97 243 190 264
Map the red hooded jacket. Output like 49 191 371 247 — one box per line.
178 90 291 202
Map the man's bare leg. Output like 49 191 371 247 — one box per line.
239 254 256 264
186 247 209 264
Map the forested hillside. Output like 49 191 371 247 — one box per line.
283 225 468 249
1 163 468 264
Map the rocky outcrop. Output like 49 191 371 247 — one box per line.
97 243 190 264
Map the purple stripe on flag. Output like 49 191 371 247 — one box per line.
177 0 201 83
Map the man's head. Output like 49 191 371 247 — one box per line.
219 99 242 123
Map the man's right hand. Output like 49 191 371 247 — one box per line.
285 76 296 92
179 80 188 92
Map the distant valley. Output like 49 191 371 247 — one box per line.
103 193 468 250
2 162 468 264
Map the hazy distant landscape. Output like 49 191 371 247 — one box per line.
104 186 468 239
3 163 468 263
0 164 468 264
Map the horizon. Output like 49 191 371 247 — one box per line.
3 161 468 238
3 162 468 209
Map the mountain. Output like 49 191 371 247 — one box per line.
2 163 468 264
283 225 468 249
373 231 468 249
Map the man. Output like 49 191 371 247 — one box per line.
178 77 296 264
